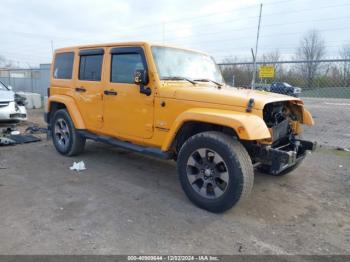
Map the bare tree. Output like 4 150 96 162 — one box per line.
220 56 253 87
0 55 15 69
339 44 350 87
261 50 280 62
0 55 6 67
296 30 326 88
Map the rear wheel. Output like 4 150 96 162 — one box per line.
51 109 86 156
177 131 254 213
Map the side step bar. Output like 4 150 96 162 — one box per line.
77 130 173 160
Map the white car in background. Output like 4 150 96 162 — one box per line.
0 81 27 123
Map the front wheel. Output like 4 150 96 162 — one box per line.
177 131 254 213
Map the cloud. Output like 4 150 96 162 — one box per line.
0 0 349 66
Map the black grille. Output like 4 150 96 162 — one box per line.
0 102 9 108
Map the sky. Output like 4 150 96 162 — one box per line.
0 0 350 67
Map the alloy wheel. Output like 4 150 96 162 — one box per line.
186 148 229 199
54 118 70 150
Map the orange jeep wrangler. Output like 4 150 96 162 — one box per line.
45 42 315 213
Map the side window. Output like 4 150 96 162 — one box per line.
53 52 74 79
79 55 103 81
111 53 145 83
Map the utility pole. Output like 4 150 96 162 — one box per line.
26 62 34 93
251 3 263 89
50 40 54 54
162 22 165 44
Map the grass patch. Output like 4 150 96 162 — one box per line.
301 86 350 98
316 146 350 157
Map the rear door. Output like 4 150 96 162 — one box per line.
102 46 154 139
74 49 105 131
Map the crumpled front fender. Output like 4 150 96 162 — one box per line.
161 108 271 151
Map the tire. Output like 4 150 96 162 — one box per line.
258 159 304 176
177 131 254 213
51 109 86 156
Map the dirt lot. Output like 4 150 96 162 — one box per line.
0 109 349 255
302 98 350 150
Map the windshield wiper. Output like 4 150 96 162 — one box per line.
161 76 196 85
193 78 223 88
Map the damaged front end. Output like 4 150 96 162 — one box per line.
250 138 316 175
0 93 27 123
247 101 316 175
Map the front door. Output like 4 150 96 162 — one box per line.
74 48 105 131
103 47 154 139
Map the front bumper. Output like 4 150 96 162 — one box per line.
0 101 27 122
252 139 316 175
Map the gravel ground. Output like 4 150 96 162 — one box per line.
302 98 350 150
0 109 349 255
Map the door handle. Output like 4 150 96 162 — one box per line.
104 90 118 96
75 87 86 93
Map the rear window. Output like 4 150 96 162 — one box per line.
53 52 74 79
79 55 103 81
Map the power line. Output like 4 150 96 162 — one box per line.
124 2 350 39
0 0 319 43
1 2 348 44
80 2 350 44
1 1 350 65
165 26 350 46
206 40 347 53
124 1 350 34
218 58 350 65
162 16 350 42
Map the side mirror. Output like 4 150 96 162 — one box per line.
7 85 13 90
134 69 148 85
134 70 151 96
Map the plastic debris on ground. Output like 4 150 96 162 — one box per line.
70 161 86 172
25 125 48 134
0 126 41 146
9 134 41 144
0 137 16 146
10 130 20 135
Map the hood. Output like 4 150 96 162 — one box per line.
0 90 14 103
162 85 301 110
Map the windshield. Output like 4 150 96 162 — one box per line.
151 46 224 83
283 82 292 87
0 81 8 91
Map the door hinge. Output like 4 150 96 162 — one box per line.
145 123 153 131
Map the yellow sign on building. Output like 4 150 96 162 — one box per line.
259 65 275 78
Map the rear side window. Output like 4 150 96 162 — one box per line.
111 53 144 83
53 52 74 79
79 55 103 81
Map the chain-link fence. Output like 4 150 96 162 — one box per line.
0 66 50 97
0 60 349 149
219 59 350 149
219 59 350 96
